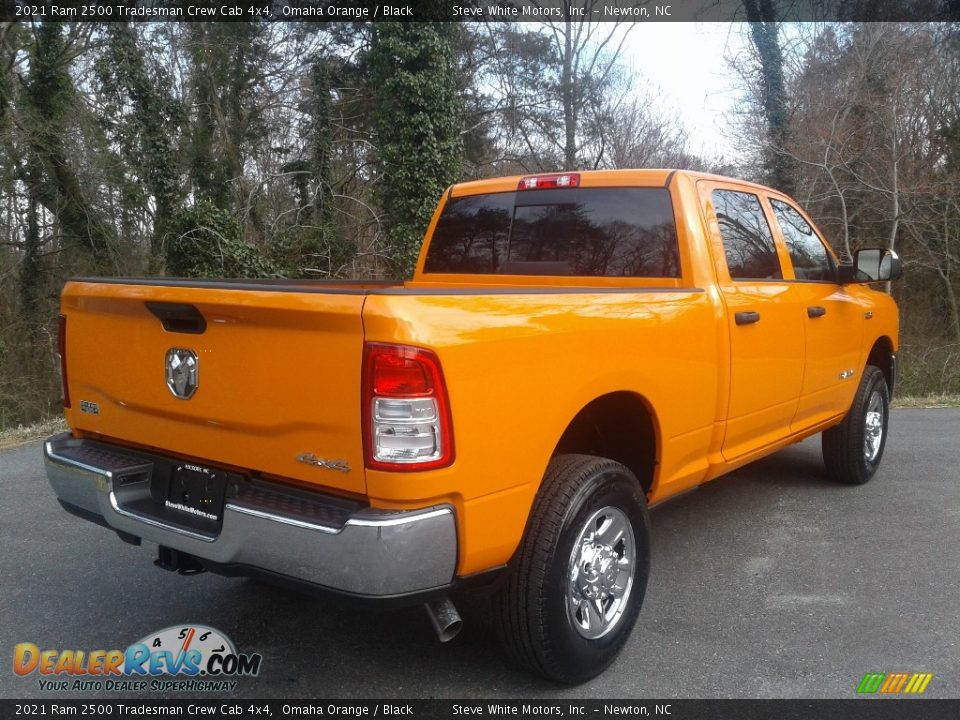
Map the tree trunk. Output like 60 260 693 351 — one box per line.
938 257 960 343
885 101 900 295
562 16 576 170
744 0 793 192
19 197 41 332
311 59 334 228
23 22 115 268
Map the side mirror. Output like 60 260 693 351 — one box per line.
838 248 903 283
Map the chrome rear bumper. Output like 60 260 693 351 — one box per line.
43 433 457 598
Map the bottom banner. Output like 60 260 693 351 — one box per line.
1 699 958 720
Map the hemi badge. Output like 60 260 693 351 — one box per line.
864 311 874 319
839 369 856 380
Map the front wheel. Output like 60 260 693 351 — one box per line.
822 365 891 485
492 454 650 684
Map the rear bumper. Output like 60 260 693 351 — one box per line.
43 433 457 599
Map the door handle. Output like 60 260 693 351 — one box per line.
735 311 761 326
807 306 827 319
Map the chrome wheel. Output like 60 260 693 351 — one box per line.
566 506 635 640
864 390 884 462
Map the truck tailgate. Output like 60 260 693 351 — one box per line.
61 281 370 495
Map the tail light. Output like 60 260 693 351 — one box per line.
57 314 70 408
518 173 580 190
362 343 453 471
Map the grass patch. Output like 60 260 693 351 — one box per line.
893 394 960 408
896 343 960 398
0 417 66 450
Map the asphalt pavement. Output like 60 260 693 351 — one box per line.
1 409 958 699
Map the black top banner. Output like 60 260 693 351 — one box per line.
2 0 960 23
1 699 960 720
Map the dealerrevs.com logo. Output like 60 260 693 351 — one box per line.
13 625 262 693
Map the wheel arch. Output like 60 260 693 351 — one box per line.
866 335 896 396
552 391 660 497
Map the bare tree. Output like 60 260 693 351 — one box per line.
770 23 960 359
480 8 634 171
599 90 700 170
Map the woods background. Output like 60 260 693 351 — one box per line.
1 15 959 430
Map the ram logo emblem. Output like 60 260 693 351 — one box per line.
165 348 199 399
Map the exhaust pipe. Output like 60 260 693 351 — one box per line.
424 598 463 643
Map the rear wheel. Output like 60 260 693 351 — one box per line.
492 454 650 684
822 365 890 485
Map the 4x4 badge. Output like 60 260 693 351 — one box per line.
165 348 199 399
296 453 350 473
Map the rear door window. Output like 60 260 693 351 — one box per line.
423 187 680 277
712 189 783 280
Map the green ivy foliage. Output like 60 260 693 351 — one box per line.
165 201 277 278
268 223 353 279
370 22 464 277
94 24 185 258
269 58 352 278
22 23 116 264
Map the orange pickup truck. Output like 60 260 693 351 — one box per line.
45 170 901 683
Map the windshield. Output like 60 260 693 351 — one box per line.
423 187 680 277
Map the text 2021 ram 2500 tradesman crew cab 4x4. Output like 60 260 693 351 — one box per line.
45 170 901 683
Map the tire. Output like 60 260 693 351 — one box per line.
492 454 650 684
822 365 890 485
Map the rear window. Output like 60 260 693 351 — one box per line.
423 187 680 277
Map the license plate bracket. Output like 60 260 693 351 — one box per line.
166 463 227 523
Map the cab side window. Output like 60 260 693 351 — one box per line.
770 199 835 282
712 189 783 280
